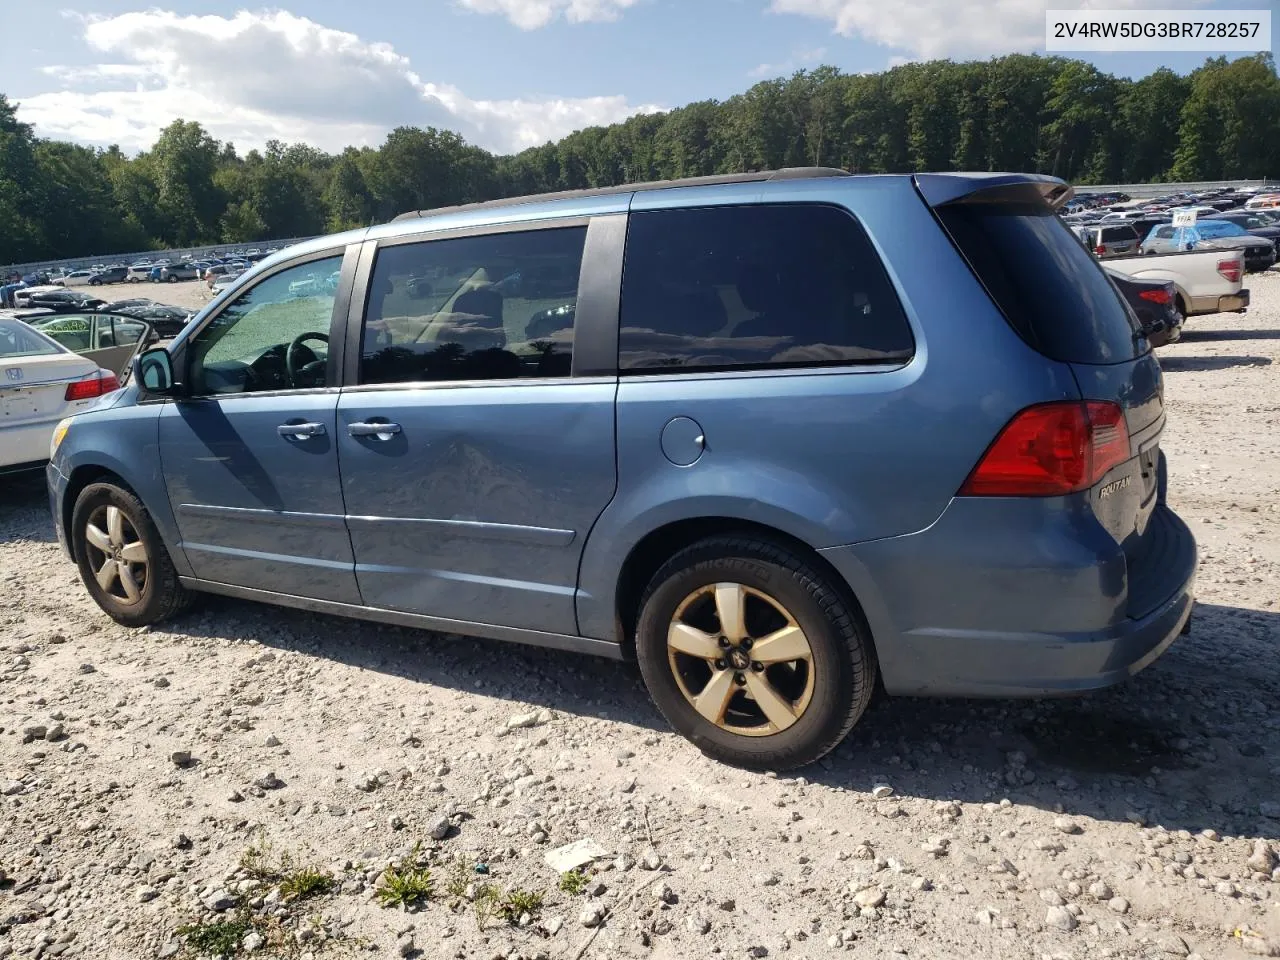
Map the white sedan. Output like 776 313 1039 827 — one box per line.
0 317 120 474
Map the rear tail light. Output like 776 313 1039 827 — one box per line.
1138 288 1172 305
65 370 120 401
959 401 1131 497
1217 259 1242 283
1095 244 1107 255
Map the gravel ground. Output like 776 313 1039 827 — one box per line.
143 280 217 316
2 271 1279 960
87 277 213 316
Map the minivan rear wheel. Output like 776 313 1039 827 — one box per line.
72 482 193 627
635 536 875 770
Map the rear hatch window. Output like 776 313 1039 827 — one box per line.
1101 226 1140 242
935 200 1146 365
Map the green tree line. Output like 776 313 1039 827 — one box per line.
2 52 1277 265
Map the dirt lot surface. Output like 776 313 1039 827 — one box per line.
2 272 1279 960
151 280 217 315
103 278 213 317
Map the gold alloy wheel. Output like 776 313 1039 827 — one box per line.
666 582 815 737
83 505 149 605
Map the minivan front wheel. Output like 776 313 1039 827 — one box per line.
72 482 192 627
635 536 876 770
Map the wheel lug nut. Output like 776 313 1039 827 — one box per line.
714 659 726 670
734 673 746 686
741 638 753 650
752 661 764 672
717 636 729 648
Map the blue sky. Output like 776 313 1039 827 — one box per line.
1 0 1272 155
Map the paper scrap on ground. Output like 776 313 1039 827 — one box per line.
545 838 607 873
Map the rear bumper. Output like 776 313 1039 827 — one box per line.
1 420 59 470
1193 289 1249 314
820 502 1197 698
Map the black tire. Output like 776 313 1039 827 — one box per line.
71 482 193 627
635 536 876 770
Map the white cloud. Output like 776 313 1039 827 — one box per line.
769 0 1213 59
456 0 641 30
748 45 828 78
14 9 660 155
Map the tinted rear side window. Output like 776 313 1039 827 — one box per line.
936 201 1144 364
619 204 913 373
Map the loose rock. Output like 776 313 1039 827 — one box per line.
1045 906 1077 932
853 888 886 909
1247 840 1277 874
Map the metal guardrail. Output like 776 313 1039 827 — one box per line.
0 237 319 279
1073 179 1276 199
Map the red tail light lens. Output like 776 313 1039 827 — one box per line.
1095 244 1107 255
1138 288 1172 305
65 371 120 401
959 401 1131 497
1217 259 1241 283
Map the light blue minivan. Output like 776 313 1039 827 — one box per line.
48 169 1197 769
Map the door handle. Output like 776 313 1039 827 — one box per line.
348 421 402 440
278 422 326 440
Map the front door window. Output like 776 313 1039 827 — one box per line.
187 255 343 395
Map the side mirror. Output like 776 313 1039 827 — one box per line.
134 347 182 397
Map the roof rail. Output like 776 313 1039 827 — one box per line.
391 167 851 223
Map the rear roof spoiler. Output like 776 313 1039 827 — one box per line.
914 173 1074 211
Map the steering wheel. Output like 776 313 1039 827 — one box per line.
286 332 329 387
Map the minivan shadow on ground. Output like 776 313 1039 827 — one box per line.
3 477 1275 839
1174 328 1280 343
1159 354 1273 371
0 472 57 545
175 589 1280 839
804 601 1280 839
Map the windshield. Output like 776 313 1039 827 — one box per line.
1196 220 1247 238
0 319 65 358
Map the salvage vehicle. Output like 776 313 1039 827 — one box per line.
1102 248 1248 319
47 169 1197 769
1141 221 1276 273
1104 270 1181 348
0 317 120 475
28 313 153 377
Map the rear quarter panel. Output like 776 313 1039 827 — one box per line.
575 176 1082 641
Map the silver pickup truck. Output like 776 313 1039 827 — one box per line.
1100 248 1249 318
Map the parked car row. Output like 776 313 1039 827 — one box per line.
1071 211 1278 275
7 287 194 336
2 246 289 292
1067 186 1280 265
1065 184 1272 219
